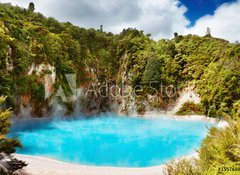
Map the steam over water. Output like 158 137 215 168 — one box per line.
10 114 213 167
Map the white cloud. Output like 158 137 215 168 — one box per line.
1 0 239 42
186 0 240 43
108 0 190 39
1 0 189 39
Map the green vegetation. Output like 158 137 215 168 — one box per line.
0 96 27 174
143 58 162 85
28 2 35 12
164 159 197 175
0 3 239 174
0 96 20 154
164 117 240 175
0 3 239 118
197 118 240 174
176 101 204 116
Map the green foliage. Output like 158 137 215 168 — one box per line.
164 159 198 175
206 27 211 36
232 100 240 119
28 2 35 12
143 58 162 85
176 101 204 116
197 118 240 174
0 97 27 173
0 3 239 117
164 118 240 175
0 96 21 154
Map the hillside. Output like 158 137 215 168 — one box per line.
0 3 239 118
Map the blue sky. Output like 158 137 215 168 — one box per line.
1 0 240 42
180 0 237 26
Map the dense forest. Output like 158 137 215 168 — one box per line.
0 3 239 118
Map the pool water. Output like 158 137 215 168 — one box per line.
10 115 213 167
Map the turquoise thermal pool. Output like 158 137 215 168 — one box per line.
10 115 213 167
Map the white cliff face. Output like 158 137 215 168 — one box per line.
167 86 201 115
19 105 32 118
17 64 57 117
126 92 138 116
28 63 56 99
28 63 56 83
6 45 13 71
1 22 13 71
141 86 202 116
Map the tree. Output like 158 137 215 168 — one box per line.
143 58 162 85
0 96 20 154
206 27 211 36
174 32 183 43
235 40 240 45
28 2 35 12
0 96 27 173
174 32 178 38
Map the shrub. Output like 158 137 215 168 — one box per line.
164 118 240 175
232 100 240 119
176 101 204 116
197 118 240 174
164 159 199 175
0 96 27 173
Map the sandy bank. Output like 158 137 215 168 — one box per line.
142 113 228 129
15 153 199 175
142 113 218 121
15 154 166 175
